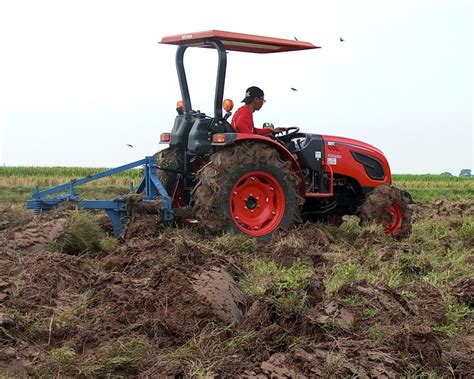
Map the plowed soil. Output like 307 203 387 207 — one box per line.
0 200 473 378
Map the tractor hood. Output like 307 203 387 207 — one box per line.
322 135 386 157
321 134 391 187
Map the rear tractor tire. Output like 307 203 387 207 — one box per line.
193 142 303 240
357 185 412 239
153 148 181 196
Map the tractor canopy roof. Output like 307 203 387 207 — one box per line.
160 30 320 53
160 30 319 119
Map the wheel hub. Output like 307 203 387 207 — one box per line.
246 196 258 210
230 171 285 236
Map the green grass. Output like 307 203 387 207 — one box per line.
0 166 141 185
362 307 379 318
53 211 112 254
81 336 153 375
432 300 471 336
166 326 260 377
49 347 77 365
422 248 472 289
458 220 474 245
324 260 359 294
213 233 257 253
392 174 474 203
239 258 313 313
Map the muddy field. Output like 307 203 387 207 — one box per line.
0 200 473 378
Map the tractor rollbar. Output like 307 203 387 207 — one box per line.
26 156 174 237
175 39 227 120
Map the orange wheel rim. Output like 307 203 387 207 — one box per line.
384 203 403 236
230 171 285 236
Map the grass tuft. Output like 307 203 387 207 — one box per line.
324 260 359 294
336 217 363 242
363 307 379 318
99 235 118 252
365 324 395 342
54 211 107 254
422 248 471 290
82 336 152 375
239 258 312 313
404 369 440 379
50 347 77 365
323 352 343 377
189 365 215 379
458 220 474 245
214 233 257 253
433 300 471 336
341 294 362 307
410 219 451 248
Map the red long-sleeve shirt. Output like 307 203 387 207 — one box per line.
231 106 273 135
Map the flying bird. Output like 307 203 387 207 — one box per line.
294 37 298 41
126 144 134 148
340 37 344 42
291 87 298 92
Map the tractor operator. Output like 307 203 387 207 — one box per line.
231 86 284 135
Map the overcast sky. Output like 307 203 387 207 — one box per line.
0 0 472 174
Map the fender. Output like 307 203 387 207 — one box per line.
212 132 306 194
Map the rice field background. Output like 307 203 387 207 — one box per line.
0 166 142 187
0 166 473 207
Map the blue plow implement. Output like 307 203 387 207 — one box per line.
26 156 174 237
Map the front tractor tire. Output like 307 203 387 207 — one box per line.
358 185 413 239
193 142 302 240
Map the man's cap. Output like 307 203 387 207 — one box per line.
242 86 264 103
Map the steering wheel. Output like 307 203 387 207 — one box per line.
273 126 300 143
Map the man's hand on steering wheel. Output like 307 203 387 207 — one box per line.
271 126 301 142
272 127 285 134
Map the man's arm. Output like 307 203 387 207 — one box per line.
254 127 273 136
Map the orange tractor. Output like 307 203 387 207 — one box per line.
156 30 413 240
